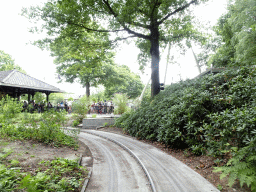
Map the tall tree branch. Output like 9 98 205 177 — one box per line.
102 0 151 40
111 35 137 43
158 0 197 26
67 21 125 33
150 0 161 22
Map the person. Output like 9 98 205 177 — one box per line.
98 101 102 114
107 100 111 114
64 102 68 112
110 101 114 114
22 101 28 112
104 100 107 114
91 102 95 113
37 102 42 113
68 105 72 114
47 102 53 110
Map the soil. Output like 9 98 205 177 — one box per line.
0 138 92 177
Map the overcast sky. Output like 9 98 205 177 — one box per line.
0 0 228 96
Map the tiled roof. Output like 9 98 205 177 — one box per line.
0 70 13 81
0 70 62 92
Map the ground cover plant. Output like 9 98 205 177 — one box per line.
115 66 256 191
0 148 87 192
0 97 85 191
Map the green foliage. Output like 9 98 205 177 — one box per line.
72 119 80 127
116 66 256 190
0 110 79 149
214 139 256 191
33 92 46 104
0 157 87 192
72 95 90 119
112 93 130 115
104 65 144 99
0 50 25 72
0 163 20 191
49 93 65 106
210 0 256 67
0 95 23 123
23 0 209 97
116 66 256 151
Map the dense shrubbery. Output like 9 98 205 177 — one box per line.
115 66 256 189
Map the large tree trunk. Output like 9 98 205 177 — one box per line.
150 27 160 97
85 82 90 97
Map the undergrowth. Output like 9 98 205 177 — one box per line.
0 156 87 192
0 108 79 149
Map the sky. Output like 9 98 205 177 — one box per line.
0 0 228 96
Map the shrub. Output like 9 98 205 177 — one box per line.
112 93 130 114
0 95 23 123
115 66 256 154
0 110 79 149
72 96 90 119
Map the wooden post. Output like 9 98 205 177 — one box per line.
46 92 50 103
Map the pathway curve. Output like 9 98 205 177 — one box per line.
79 132 151 192
80 130 219 192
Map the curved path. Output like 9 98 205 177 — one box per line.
79 132 151 192
79 130 219 192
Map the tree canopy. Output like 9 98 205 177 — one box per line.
0 50 25 72
104 65 144 99
209 0 256 67
23 0 208 97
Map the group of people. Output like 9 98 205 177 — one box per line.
22 100 53 113
22 100 71 113
57 101 72 114
90 100 114 114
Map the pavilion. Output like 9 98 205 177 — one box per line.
0 70 63 102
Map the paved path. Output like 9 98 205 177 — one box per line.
79 132 150 192
79 130 219 192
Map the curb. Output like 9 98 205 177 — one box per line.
77 152 93 192
81 169 92 192
76 147 92 192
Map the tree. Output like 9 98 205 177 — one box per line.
104 65 144 99
0 50 25 72
49 93 65 105
23 0 208 97
54 47 119 97
209 0 256 67
49 31 142 98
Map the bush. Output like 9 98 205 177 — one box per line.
0 95 23 123
115 66 256 154
112 93 130 114
0 110 79 149
72 96 90 119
